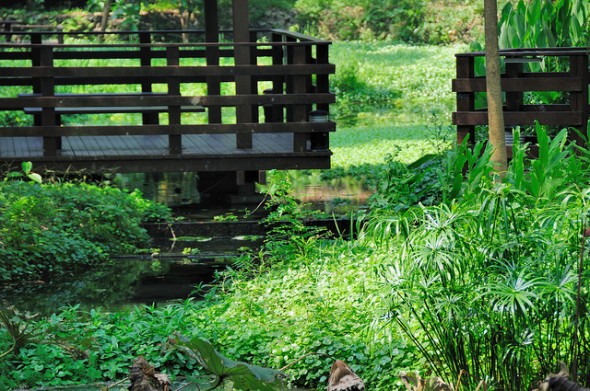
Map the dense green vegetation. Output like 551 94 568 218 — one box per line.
5 126 590 390
1 1 590 390
1 0 485 45
0 168 171 283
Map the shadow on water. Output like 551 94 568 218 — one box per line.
0 257 226 316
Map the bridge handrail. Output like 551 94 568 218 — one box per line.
452 47 589 151
0 29 335 157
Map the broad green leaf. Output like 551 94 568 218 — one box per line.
21 161 33 174
27 173 42 184
570 17 581 43
528 0 542 25
188 337 226 376
514 13 525 42
176 336 286 390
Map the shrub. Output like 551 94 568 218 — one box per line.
0 180 171 283
362 127 590 389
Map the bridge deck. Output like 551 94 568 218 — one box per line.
0 29 335 175
0 133 331 173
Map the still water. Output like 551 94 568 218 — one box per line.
0 257 225 316
1 170 370 315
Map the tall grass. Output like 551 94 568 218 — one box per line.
361 126 590 389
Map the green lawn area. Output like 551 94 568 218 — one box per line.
329 42 465 167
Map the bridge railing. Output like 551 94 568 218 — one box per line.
0 29 335 158
452 47 589 150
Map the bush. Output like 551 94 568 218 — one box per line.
361 126 590 389
0 180 171 283
294 0 481 43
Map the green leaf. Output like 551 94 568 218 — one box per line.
189 337 226 376
27 173 42 184
527 0 542 25
21 161 33 174
176 336 286 390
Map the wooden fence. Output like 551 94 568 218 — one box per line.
0 29 335 173
453 47 589 151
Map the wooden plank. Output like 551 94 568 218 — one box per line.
1 122 335 137
1 134 331 171
233 0 253 149
0 64 335 78
16 154 331 173
452 77 583 92
167 46 182 154
452 111 584 126
23 106 205 114
0 93 334 109
205 0 222 125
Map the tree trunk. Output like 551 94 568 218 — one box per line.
484 0 507 178
100 0 112 33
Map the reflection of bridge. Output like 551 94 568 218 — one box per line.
453 47 589 152
0 0 335 195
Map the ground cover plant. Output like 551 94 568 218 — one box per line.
0 40 459 389
2 6 590 390
5 126 590 390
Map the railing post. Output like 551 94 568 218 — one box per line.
455 55 475 146
270 32 285 123
570 53 589 147
167 46 182 155
505 58 523 144
291 42 311 152
139 32 158 126
205 0 222 124
233 0 253 149
250 30 260 123
31 34 59 156
310 42 331 150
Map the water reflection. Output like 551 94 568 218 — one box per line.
115 172 200 206
0 257 224 316
288 172 372 216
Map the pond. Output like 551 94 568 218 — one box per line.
1 166 371 316
0 256 227 316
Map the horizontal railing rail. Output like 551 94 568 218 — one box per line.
452 47 589 151
0 29 335 163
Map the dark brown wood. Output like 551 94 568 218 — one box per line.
0 93 335 109
455 55 475 145
452 77 583 92
0 28 335 175
205 0 222 125
139 32 159 127
0 135 332 173
167 46 182 154
1 122 334 137
290 43 310 152
0 64 336 78
570 54 589 145
233 0 253 149
453 111 583 126
453 47 590 148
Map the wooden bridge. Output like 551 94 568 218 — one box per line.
453 47 589 152
0 11 335 198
